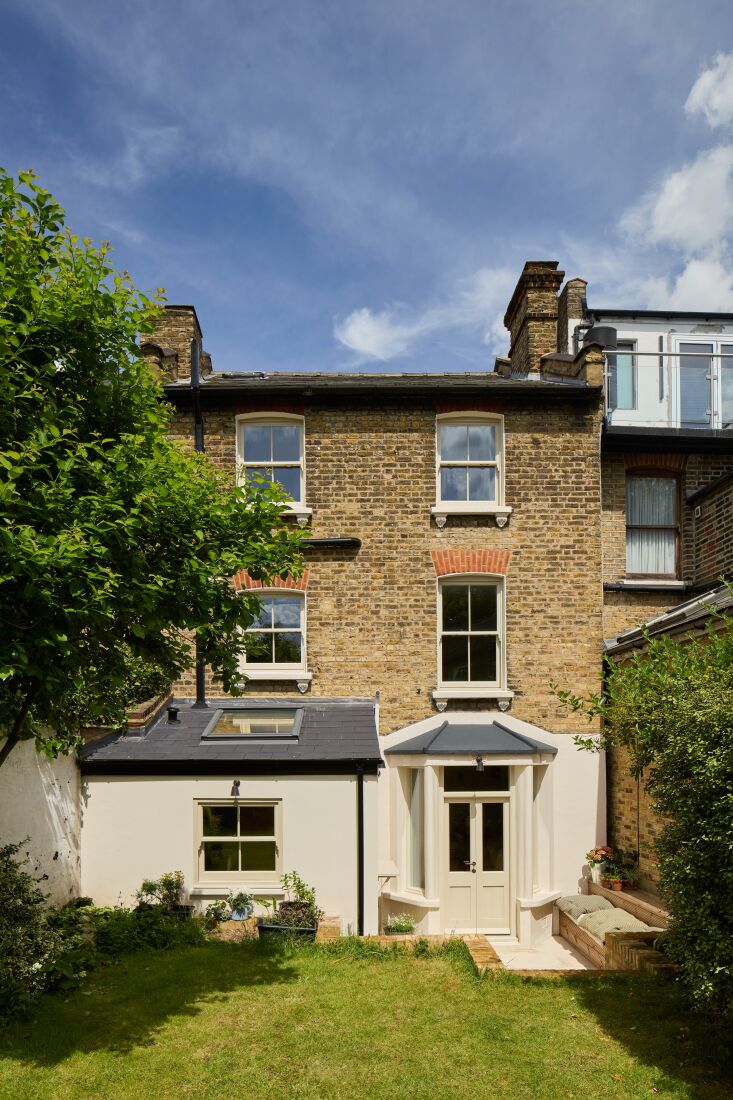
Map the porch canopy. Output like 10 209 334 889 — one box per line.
384 717 557 757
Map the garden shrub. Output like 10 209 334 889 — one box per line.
86 906 206 955
555 602 733 1015
0 842 64 1019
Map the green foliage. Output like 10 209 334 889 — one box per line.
554 603 733 1014
0 842 65 1019
136 871 184 912
262 872 323 928
383 912 416 934
227 891 253 913
84 906 205 955
0 168 303 759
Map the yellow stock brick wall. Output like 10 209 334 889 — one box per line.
169 393 604 736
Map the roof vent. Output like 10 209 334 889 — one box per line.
583 325 617 350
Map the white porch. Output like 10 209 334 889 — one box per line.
377 711 604 948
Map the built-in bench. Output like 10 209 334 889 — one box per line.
554 887 672 972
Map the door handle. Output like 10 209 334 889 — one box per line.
463 860 477 873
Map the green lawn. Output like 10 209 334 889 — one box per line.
0 940 730 1100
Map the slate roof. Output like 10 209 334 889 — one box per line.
163 371 599 399
384 719 557 757
80 698 382 774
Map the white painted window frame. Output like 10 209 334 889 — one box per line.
195 798 282 886
239 588 312 688
433 575 512 705
235 412 312 525
431 412 512 527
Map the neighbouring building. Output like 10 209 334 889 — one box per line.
9 259 732 938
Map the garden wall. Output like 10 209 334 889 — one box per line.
0 739 81 905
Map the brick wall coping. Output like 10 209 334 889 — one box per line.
431 549 511 577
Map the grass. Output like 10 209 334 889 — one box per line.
0 939 731 1100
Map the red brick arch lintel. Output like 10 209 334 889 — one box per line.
431 549 511 577
232 569 309 592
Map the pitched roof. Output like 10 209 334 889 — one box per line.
384 718 556 757
80 697 382 774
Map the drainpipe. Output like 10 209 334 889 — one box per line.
191 338 207 709
356 764 365 935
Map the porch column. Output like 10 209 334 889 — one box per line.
423 765 441 933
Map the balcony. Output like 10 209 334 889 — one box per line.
604 343 733 444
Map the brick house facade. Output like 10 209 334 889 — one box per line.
77 259 733 932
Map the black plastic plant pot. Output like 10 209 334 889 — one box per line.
170 904 194 919
256 922 317 941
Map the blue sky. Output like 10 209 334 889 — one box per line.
3 1 733 373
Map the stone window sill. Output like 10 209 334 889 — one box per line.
281 504 312 528
431 504 512 529
240 670 313 694
431 687 514 712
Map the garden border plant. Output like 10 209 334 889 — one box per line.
553 591 733 1015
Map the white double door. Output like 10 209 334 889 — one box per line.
443 797 510 934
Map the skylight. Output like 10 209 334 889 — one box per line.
205 709 298 738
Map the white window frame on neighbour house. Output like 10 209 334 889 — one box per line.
235 413 311 526
432 576 513 707
607 340 637 412
431 413 512 528
239 589 312 690
195 799 282 886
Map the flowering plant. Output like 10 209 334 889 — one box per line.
586 845 615 866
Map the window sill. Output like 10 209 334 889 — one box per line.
432 687 514 712
281 504 312 528
431 504 512 529
191 885 285 897
605 579 686 591
381 888 440 909
241 670 312 694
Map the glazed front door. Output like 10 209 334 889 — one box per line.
444 799 510 933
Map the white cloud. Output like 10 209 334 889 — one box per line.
619 145 733 253
333 268 514 363
639 257 733 311
70 126 182 190
685 53 733 130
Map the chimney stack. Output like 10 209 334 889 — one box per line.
140 305 210 382
503 261 565 376
556 278 588 353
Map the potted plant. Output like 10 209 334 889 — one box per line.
620 866 640 890
586 845 615 885
384 912 415 935
257 872 323 941
227 890 254 921
603 868 624 892
204 899 230 929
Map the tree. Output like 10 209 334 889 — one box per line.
554 603 733 1014
0 169 303 765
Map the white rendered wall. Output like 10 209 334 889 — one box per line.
0 739 81 905
81 772 379 934
550 735 606 896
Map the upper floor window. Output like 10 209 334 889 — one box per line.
438 578 503 687
607 341 636 411
237 415 305 504
436 416 503 506
243 592 306 672
626 474 679 577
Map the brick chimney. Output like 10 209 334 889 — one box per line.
140 305 211 382
503 261 565 376
556 278 588 353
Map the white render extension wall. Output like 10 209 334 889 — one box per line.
377 712 604 946
80 772 379 934
0 739 81 905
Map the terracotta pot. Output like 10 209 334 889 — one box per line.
611 880 623 891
